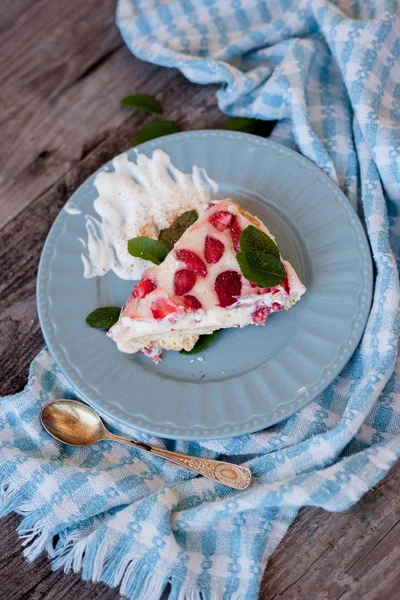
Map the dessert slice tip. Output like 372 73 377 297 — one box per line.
108 199 306 361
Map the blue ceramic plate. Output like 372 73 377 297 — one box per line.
37 131 373 440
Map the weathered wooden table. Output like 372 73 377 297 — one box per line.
1 2 399 599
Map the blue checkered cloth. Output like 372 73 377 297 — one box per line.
1 1 399 598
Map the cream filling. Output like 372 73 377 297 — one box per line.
109 282 304 354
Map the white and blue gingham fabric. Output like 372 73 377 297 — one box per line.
1 1 400 598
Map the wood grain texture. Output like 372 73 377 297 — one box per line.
0 1 399 599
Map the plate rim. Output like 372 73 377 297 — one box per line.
37 130 373 439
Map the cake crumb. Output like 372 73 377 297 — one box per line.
190 359 195 363
197 356 204 362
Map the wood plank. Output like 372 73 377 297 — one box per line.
0 0 120 117
0 515 120 600
261 460 400 599
0 0 169 228
0 48 168 228
0 0 38 37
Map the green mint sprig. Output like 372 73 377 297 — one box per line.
158 210 198 250
236 225 286 287
180 330 220 355
120 94 162 115
221 118 258 133
127 237 169 265
128 210 198 264
134 121 181 145
86 307 121 329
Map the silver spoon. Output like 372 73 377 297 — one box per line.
40 400 252 491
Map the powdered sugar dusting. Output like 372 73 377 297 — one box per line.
81 149 218 280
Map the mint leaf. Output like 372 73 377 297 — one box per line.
127 237 168 265
159 210 198 250
121 94 162 114
237 225 284 286
128 210 198 264
221 118 257 133
86 307 121 329
134 121 181 145
237 251 285 287
180 330 220 355
240 225 279 258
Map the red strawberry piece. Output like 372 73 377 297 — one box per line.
182 295 202 310
139 346 163 363
151 298 178 320
132 278 156 299
214 271 242 307
252 302 281 325
204 235 225 264
229 216 242 252
252 306 271 325
281 276 290 295
249 281 258 289
176 249 207 277
209 210 234 231
174 269 196 296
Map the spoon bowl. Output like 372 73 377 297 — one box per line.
41 400 107 446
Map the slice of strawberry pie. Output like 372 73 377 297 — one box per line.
108 199 306 361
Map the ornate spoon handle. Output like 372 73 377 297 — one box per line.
107 433 252 490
